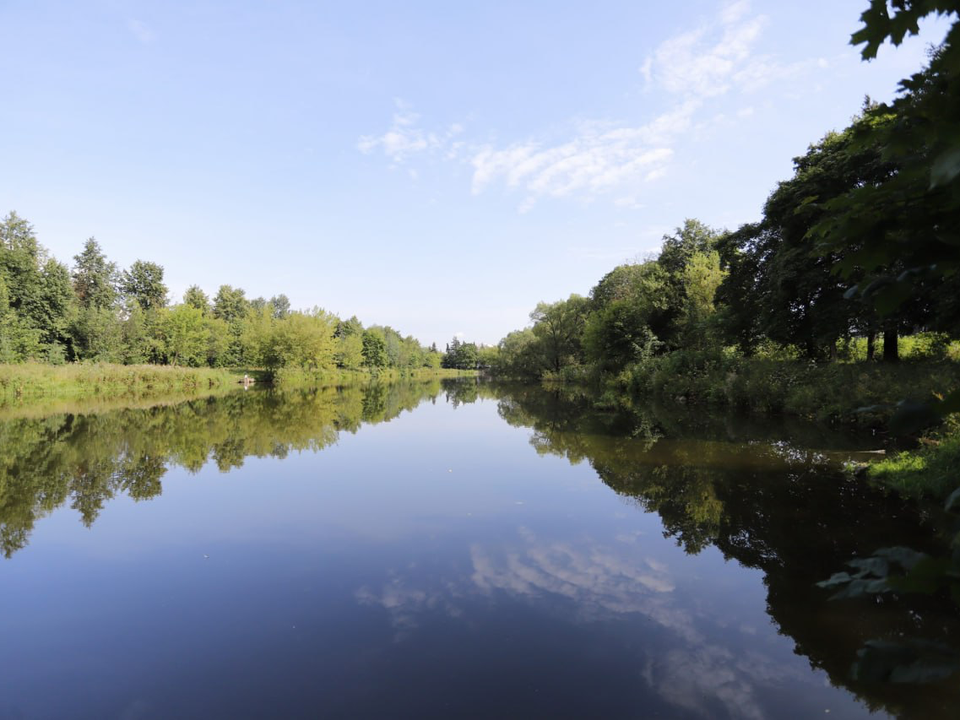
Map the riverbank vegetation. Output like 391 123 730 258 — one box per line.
491 5 960 505
0 362 241 404
0 215 450 378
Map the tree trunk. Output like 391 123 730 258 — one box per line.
866 332 876 362
883 328 899 362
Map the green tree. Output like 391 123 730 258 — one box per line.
183 285 210 314
361 328 388 369
72 238 117 311
269 294 291 319
680 251 725 350
335 316 364 370
496 328 542 378
212 285 249 322
0 212 42 318
163 304 208 366
121 260 168 311
262 310 337 371
530 295 590 373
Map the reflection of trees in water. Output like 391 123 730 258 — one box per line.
0 380 446 558
493 384 960 718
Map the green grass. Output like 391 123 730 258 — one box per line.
0 362 244 405
868 422 960 502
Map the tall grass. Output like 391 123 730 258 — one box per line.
0 362 241 405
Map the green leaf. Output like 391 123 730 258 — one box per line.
874 546 926 571
848 556 889 577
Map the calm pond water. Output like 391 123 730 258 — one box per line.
1 379 958 719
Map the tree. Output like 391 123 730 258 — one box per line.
32 258 76 360
183 285 210 314
715 224 766 356
212 285 249 365
121 260 167 311
442 336 479 369
335 316 364 369
717 121 895 360
361 329 388 369
811 38 960 362
530 295 590 373
72 238 117 310
656 219 723 349
212 285 249 322
262 310 337 371
163 305 208 366
680 251 725 349
269 294 291 319
585 260 670 372
0 212 42 317
496 329 542 378
0 274 41 362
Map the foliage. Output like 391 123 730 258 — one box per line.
442 336 479 370
121 260 167 311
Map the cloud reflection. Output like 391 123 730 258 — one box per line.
355 528 825 718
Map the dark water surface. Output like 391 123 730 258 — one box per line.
1 379 957 719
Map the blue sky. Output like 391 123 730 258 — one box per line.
0 1 949 346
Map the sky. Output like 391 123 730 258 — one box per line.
0 1 950 347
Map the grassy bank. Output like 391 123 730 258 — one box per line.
594 351 960 427
271 366 478 388
0 363 478 408
866 421 960 503
0 363 245 405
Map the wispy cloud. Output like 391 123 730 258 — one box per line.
467 100 700 212
357 99 463 163
356 1 824 212
641 0 821 98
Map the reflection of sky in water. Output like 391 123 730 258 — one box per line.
353 518 845 720
0 394 882 719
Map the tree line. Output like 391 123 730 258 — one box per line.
0 217 443 373
494 15 960 380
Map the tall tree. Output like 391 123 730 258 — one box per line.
530 295 590 373
72 238 117 310
183 285 210 314
121 260 168 311
212 285 249 322
269 294 291 319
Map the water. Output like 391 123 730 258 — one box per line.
1 379 957 719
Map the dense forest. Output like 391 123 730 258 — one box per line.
0 214 448 374
493 6 960 396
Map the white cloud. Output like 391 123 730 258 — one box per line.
356 2 827 211
468 100 698 203
640 2 768 98
640 0 825 100
357 99 462 163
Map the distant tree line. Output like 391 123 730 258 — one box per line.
494 29 960 379
0 218 442 372
440 336 497 370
